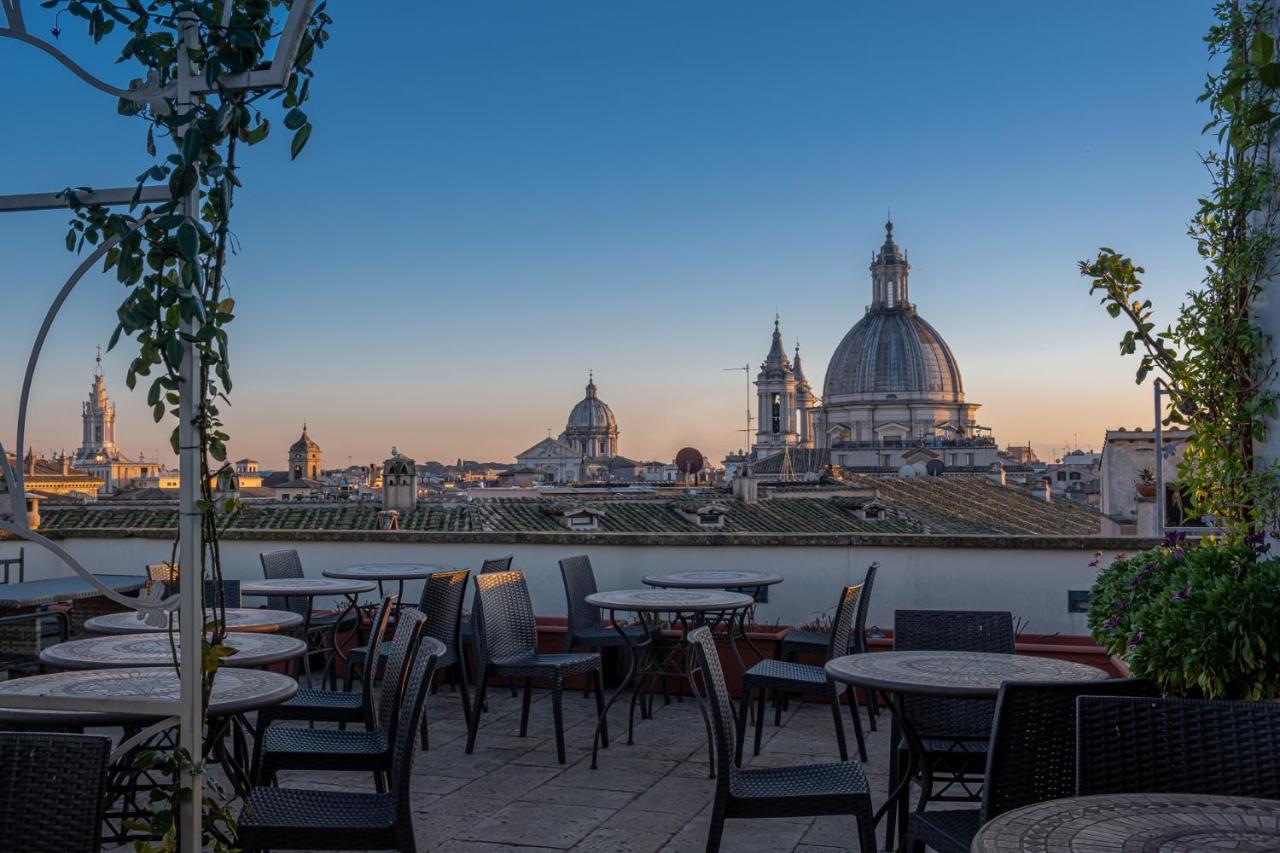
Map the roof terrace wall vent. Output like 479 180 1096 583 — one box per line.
548 503 605 532
679 502 729 529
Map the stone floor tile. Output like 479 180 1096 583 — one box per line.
568 827 672 853
458 801 616 849
628 775 714 817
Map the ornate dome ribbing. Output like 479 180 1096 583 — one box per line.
822 221 965 403
566 377 617 432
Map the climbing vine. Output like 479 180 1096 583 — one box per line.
45 1 331 847
1081 0 1280 540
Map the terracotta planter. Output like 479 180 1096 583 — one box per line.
1109 653 1132 677
1136 484 1157 498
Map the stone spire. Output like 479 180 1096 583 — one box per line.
762 316 791 374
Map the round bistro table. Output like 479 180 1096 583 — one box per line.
0 666 297 843
971 792 1280 852
84 607 303 635
643 571 784 666
240 577 375 686
583 588 755 774
825 650 1108 849
39 631 306 670
322 563 447 615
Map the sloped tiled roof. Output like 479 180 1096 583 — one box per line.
31 475 1102 538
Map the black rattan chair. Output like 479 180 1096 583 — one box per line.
254 609 428 790
1076 694 1280 799
344 570 472 747
465 570 606 764
251 595 397 777
0 731 112 853
461 555 515 698
738 582 866 764
687 626 876 853
237 639 441 852
204 577 242 609
903 678 1156 852
887 609 1014 849
260 549 362 685
781 563 879 730
559 554 658 698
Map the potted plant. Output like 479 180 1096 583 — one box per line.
1134 467 1157 498
1088 535 1280 699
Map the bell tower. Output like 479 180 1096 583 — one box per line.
752 318 801 459
78 348 118 460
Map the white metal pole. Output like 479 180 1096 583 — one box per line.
175 13 204 853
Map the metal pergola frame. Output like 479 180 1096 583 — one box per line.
0 3 313 849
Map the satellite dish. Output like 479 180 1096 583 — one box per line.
926 460 946 477
675 447 704 475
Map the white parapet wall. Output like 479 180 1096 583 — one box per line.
11 534 1139 636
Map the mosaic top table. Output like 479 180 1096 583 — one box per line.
84 607 303 635
240 577 375 686
583 588 755 773
322 563 447 613
39 631 306 670
825 650 1109 848
642 570 784 591
970 792 1280 852
0 665 297 725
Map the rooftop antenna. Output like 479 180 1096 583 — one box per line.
723 363 754 475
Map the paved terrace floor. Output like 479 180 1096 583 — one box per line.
266 684 895 853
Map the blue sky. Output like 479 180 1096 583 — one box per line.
1 1 1215 469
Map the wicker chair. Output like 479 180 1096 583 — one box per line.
204 578 242 609
687 626 876 853
461 556 515 698
251 596 397 778
558 554 659 698
887 609 1014 849
343 570 472 747
146 561 179 593
465 570 606 764
1076 694 1280 799
903 678 1156 852
254 609 428 790
780 563 879 730
0 731 112 853
737 583 867 764
260 549 361 685
237 639 441 852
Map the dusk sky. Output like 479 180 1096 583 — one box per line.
2 2 1215 470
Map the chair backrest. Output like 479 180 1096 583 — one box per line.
979 678 1156 822
0 731 112 852
1076 695 1280 799
474 570 538 669
147 562 179 595
203 578 242 609
850 562 878 654
558 555 600 638
825 583 863 661
375 608 427 734
480 555 513 574
686 626 738 799
361 595 398 714
894 609 1015 737
417 570 469 654
1 547 24 584
259 549 305 614
389 638 442 849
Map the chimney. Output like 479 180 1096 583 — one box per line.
1042 481 1052 503
733 474 759 504
61 453 70 476
26 449 35 476
25 494 40 530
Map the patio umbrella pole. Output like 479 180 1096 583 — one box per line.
175 14 204 853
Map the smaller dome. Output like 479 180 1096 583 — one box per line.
290 424 320 453
566 377 618 432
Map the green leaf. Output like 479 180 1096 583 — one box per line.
1252 29 1275 67
284 108 307 130
290 123 312 160
177 220 199 261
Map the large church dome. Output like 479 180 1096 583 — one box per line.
823 310 963 401
566 377 617 432
822 221 965 404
